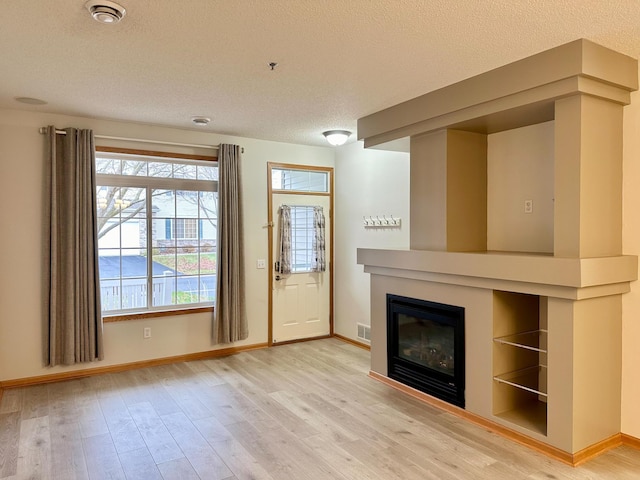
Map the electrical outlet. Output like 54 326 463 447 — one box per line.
143 327 151 339
524 199 533 214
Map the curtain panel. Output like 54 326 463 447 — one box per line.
275 205 292 275
46 126 103 366
311 206 326 272
213 144 248 344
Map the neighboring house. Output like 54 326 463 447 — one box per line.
99 192 217 255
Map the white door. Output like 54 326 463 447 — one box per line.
271 193 331 343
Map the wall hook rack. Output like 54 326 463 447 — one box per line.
363 215 401 228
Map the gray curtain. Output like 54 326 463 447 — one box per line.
46 126 103 366
311 206 326 272
213 144 248 343
276 205 292 275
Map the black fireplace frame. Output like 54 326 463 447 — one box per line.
387 294 465 408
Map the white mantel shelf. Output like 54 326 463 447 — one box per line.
357 248 638 300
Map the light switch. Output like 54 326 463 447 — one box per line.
256 259 266 269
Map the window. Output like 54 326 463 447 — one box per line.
168 218 198 240
96 149 218 315
271 167 329 193
289 206 316 272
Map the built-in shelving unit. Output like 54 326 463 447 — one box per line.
359 39 639 458
493 291 548 436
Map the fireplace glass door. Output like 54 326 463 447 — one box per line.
387 295 465 408
398 314 455 377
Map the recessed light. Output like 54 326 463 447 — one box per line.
191 116 211 126
85 0 126 24
14 97 47 105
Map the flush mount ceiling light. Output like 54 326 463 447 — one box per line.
85 0 126 24
322 130 351 146
191 116 211 126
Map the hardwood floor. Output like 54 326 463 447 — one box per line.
1 338 640 479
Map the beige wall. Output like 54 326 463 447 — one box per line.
487 121 555 253
0 108 334 381
333 141 409 339
622 66 640 439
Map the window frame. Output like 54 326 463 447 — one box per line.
96 147 218 322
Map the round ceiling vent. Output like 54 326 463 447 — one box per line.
85 0 126 24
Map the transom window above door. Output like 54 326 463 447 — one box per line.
271 167 329 193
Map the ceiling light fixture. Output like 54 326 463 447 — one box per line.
191 116 211 126
85 0 126 24
322 130 351 146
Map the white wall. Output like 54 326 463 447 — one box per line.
334 141 409 340
0 108 334 381
487 121 555 253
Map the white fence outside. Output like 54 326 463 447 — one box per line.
100 277 172 311
100 275 215 312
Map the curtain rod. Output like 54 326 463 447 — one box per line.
38 127 244 152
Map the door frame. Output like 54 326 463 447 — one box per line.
267 162 334 346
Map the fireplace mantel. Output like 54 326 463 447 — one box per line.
358 248 637 300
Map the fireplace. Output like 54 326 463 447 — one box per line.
387 294 465 408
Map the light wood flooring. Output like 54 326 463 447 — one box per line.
1 338 640 479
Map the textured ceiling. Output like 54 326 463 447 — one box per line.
2 1 640 147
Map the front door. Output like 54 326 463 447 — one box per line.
268 164 333 344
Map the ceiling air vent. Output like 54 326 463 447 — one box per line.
85 1 126 24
